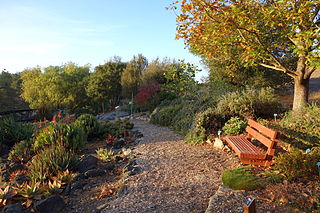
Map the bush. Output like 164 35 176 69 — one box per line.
28 145 78 182
101 119 134 138
74 114 102 138
0 117 34 147
221 166 264 191
33 123 87 151
185 108 228 144
216 87 282 119
222 117 247 135
8 139 34 163
275 148 320 181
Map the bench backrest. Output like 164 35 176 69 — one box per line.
246 119 278 156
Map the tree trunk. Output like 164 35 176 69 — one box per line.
292 77 309 110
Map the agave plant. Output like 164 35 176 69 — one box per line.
96 148 114 162
16 182 42 199
0 186 17 207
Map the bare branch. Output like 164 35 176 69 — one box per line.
260 63 297 78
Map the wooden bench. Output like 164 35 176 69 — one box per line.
225 119 279 166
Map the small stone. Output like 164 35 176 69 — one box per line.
85 169 106 178
214 138 224 149
122 148 132 156
34 195 65 213
96 203 109 210
206 138 213 144
75 155 99 173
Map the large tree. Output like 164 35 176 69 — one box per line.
175 0 320 110
86 58 126 111
121 54 148 98
21 63 90 110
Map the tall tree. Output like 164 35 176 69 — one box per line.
86 59 126 111
175 0 320 110
20 63 90 110
121 54 148 98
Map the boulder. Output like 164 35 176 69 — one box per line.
113 138 125 149
84 169 106 178
1 204 30 213
214 138 224 149
75 155 99 173
34 195 65 213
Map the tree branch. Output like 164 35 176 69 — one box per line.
260 63 297 78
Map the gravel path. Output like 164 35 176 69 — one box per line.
103 120 238 213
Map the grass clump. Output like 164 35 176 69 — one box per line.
221 166 264 191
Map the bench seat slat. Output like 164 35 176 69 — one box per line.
225 136 266 160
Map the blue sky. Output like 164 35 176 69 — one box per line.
0 0 208 80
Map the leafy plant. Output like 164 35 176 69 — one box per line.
185 108 227 144
96 148 114 162
33 123 86 151
8 139 34 163
275 147 320 181
101 119 134 138
28 145 78 182
0 117 34 147
16 182 42 199
222 117 247 135
74 114 102 138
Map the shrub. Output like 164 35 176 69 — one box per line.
222 117 247 135
8 139 34 163
74 114 102 138
216 87 282 119
0 117 34 147
101 119 134 138
185 108 228 144
221 166 264 191
28 145 78 182
275 148 320 181
33 123 86 151
277 104 320 147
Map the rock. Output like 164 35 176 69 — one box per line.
113 138 125 149
34 195 65 213
214 138 224 149
96 203 109 210
71 181 83 191
102 163 115 171
91 208 101 213
75 155 99 173
115 156 124 162
128 167 141 176
118 185 128 197
84 169 106 178
2 204 24 213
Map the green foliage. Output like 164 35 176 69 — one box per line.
185 107 227 144
216 87 282 118
33 123 86 151
0 71 27 111
121 54 148 98
28 145 78 182
0 117 34 146
96 148 114 162
275 148 320 181
265 104 320 150
86 58 126 111
8 139 34 163
222 117 247 135
221 166 264 191
74 114 102 138
164 61 199 98
101 119 134 138
20 62 90 110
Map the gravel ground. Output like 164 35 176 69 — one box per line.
102 120 239 213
